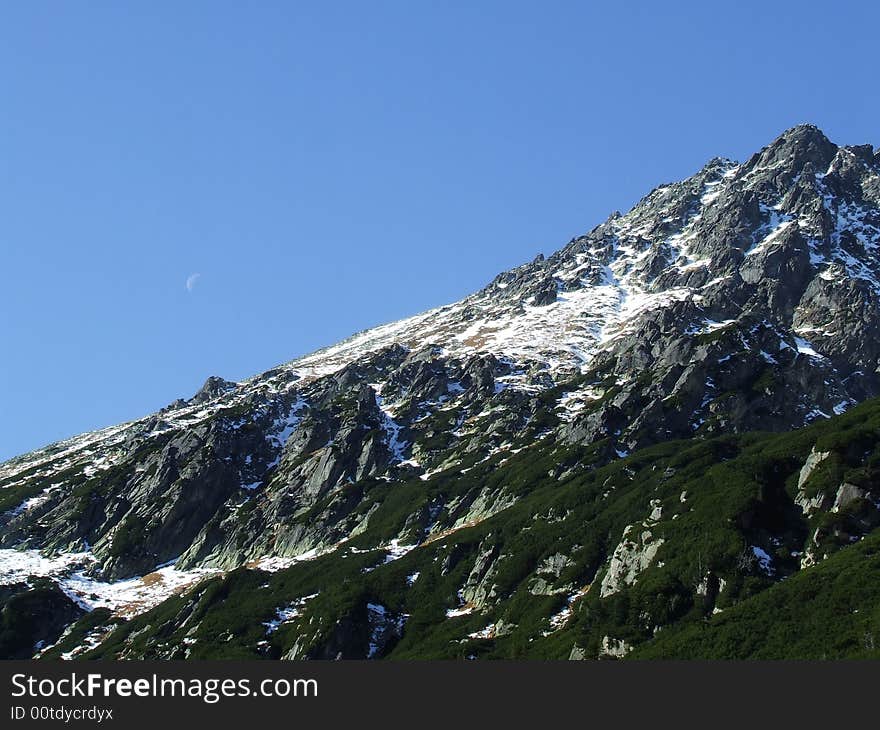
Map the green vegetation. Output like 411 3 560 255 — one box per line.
631 529 880 659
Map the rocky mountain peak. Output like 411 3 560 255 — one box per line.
191 376 238 404
2 124 879 613
764 123 837 167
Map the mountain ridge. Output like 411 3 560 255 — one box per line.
4 124 875 458
2 123 880 659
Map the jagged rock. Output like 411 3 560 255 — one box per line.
531 277 558 306
538 553 574 576
795 448 833 514
798 448 832 490
529 552 575 595
599 636 633 659
529 577 572 596
461 538 501 608
600 526 664 597
833 482 867 512
191 376 237 404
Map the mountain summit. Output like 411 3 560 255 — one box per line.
2 125 880 659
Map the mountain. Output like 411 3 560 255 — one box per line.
2 124 880 659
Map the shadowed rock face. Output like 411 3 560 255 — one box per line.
0 581 84 659
2 124 880 587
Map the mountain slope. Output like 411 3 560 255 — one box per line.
2 124 880 659
35 394 880 660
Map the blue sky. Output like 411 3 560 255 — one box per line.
1 1 878 460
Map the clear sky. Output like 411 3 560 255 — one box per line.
1 1 878 461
